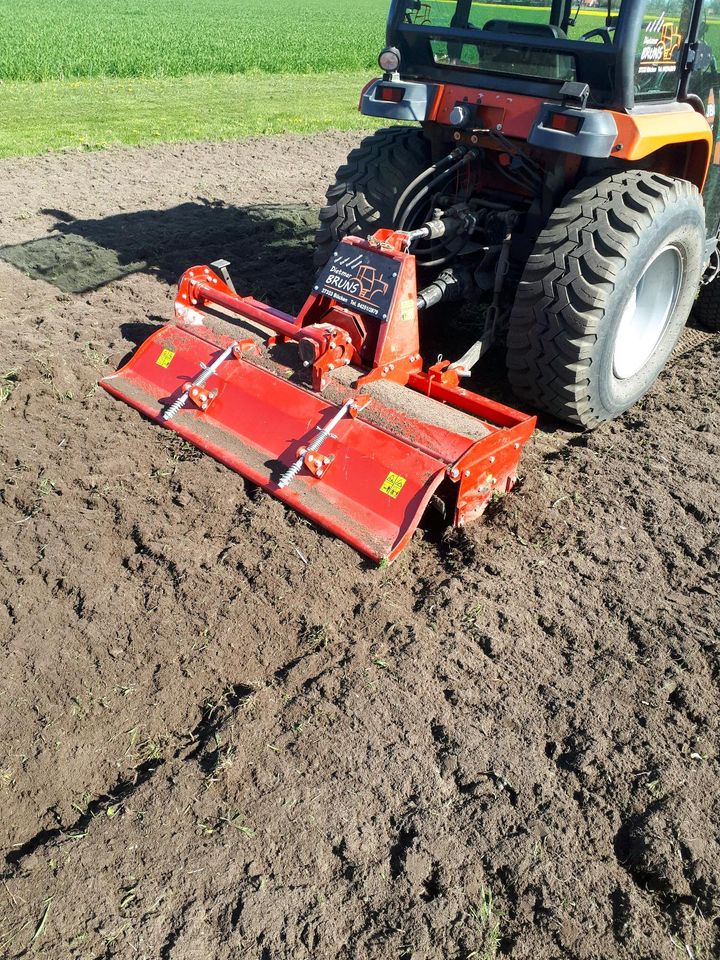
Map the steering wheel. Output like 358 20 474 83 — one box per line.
579 27 613 44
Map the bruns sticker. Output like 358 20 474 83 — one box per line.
156 349 175 368
639 18 683 73
380 471 407 499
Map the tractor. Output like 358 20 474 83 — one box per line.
315 0 720 427
101 0 720 561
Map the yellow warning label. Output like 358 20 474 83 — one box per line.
400 298 415 322
156 349 175 368
380 472 407 499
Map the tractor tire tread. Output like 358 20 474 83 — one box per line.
314 126 431 267
506 170 701 427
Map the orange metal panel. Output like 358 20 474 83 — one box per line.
429 84 545 139
610 108 712 184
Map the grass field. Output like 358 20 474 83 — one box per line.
0 0 390 157
0 0 622 83
0 73 382 158
0 0 387 81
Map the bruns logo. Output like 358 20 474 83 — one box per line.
327 251 390 304
641 17 683 66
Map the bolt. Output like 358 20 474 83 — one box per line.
329 340 336 349
328 363 334 371
464 470 470 477
496 123 503 130
191 298 197 305
513 442 519 449
344 358 350 365
471 135 478 144
307 454 314 463
317 469 324 477
489 456 496 464
450 467 459 479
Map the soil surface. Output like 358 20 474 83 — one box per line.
1 134 719 960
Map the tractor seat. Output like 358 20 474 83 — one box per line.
481 19 575 80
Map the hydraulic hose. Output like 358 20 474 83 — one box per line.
397 148 480 233
392 146 467 225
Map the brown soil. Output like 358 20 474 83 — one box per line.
1 134 719 960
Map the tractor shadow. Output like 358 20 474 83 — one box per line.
0 200 318 315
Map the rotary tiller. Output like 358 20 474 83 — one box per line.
100 227 535 563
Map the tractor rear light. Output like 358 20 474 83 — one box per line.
549 112 581 134
378 46 401 73
377 85 404 103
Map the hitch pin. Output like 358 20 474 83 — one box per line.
278 397 359 489
162 341 238 422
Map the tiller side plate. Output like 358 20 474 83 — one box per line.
101 232 536 563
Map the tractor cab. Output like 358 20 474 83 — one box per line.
384 0 718 113
360 0 720 238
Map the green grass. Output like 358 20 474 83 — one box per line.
0 0 387 81
0 73 384 159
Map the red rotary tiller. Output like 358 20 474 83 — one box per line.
101 228 535 562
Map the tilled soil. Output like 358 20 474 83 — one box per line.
0 134 718 960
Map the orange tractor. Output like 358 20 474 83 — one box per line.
102 0 720 561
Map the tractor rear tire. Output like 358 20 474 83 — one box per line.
506 171 705 428
694 275 720 331
314 126 431 268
